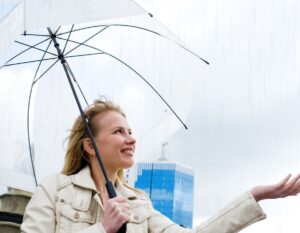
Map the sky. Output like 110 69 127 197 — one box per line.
1 0 300 232
145 0 300 231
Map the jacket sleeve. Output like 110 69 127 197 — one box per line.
77 223 106 233
21 175 57 233
147 191 266 233
21 174 107 233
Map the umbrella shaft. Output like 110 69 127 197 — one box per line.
47 27 117 198
48 28 127 231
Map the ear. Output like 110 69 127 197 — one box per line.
83 138 95 157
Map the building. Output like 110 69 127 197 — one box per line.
134 160 194 228
0 188 32 233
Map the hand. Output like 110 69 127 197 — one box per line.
250 174 300 202
102 196 130 233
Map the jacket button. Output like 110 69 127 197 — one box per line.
134 215 139 220
74 212 80 219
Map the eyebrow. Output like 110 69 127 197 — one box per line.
111 126 132 131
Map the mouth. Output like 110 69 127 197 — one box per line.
121 148 134 155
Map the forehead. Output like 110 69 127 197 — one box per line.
96 111 129 129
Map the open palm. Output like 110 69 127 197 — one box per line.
251 174 300 202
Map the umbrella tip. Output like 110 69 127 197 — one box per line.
200 58 209 65
184 124 188 130
148 13 154 17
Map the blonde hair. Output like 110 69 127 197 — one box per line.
62 99 141 193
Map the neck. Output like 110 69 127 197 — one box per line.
90 159 118 194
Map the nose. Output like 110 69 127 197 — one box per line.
125 133 136 145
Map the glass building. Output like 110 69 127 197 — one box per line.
134 161 194 228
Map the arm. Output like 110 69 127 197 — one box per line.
147 192 266 233
192 191 266 233
21 175 129 233
192 174 300 233
148 174 300 233
21 177 56 233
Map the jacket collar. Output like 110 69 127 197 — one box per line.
72 166 138 199
72 166 97 192
115 178 138 199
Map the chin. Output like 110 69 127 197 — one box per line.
122 160 134 169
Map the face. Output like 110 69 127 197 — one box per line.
89 110 136 173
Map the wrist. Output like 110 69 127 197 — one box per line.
103 223 113 233
250 187 263 202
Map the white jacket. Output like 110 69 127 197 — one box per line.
21 166 266 233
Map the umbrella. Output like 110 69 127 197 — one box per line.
1 2 157 231
0 4 208 229
0 0 152 57
0 0 151 198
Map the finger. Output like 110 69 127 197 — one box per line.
107 200 130 214
106 200 117 211
288 179 300 195
120 206 131 216
281 174 300 196
111 203 130 214
107 196 127 207
115 206 130 222
115 199 130 210
119 201 130 209
286 174 300 186
114 196 127 203
116 203 130 212
277 174 292 186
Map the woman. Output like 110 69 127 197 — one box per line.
21 99 300 233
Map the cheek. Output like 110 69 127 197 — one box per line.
97 134 124 149
98 139 121 154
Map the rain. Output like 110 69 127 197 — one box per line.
1 0 300 232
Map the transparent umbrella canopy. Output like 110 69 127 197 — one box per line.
0 0 151 57
0 13 207 193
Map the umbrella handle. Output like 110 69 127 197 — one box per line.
117 224 127 233
106 181 127 233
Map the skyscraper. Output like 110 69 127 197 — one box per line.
134 161 194 228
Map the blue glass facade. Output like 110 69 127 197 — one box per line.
134 162 194 228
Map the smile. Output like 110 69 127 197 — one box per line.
121 148 134 154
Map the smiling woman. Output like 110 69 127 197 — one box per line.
20 99 300 233
82 110 136 174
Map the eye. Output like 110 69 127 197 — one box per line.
113 129 122 134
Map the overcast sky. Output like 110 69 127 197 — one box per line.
144 0 300 231
1 1 300 232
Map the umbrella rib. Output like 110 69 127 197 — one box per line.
58 24 209 65
23 25 61 185
4 57 58 67
27 39 54 186
22 33 49 37
65 60 89 106
32 41 54 83
62 24 75 55
65 52 104 59
57 37 188 129
15 41 57 57
54 26 62 34
0 38 51 69
33 59 59 84
6 53 106 66
63 26 110 56
56 25 109 36
104 52 189 130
